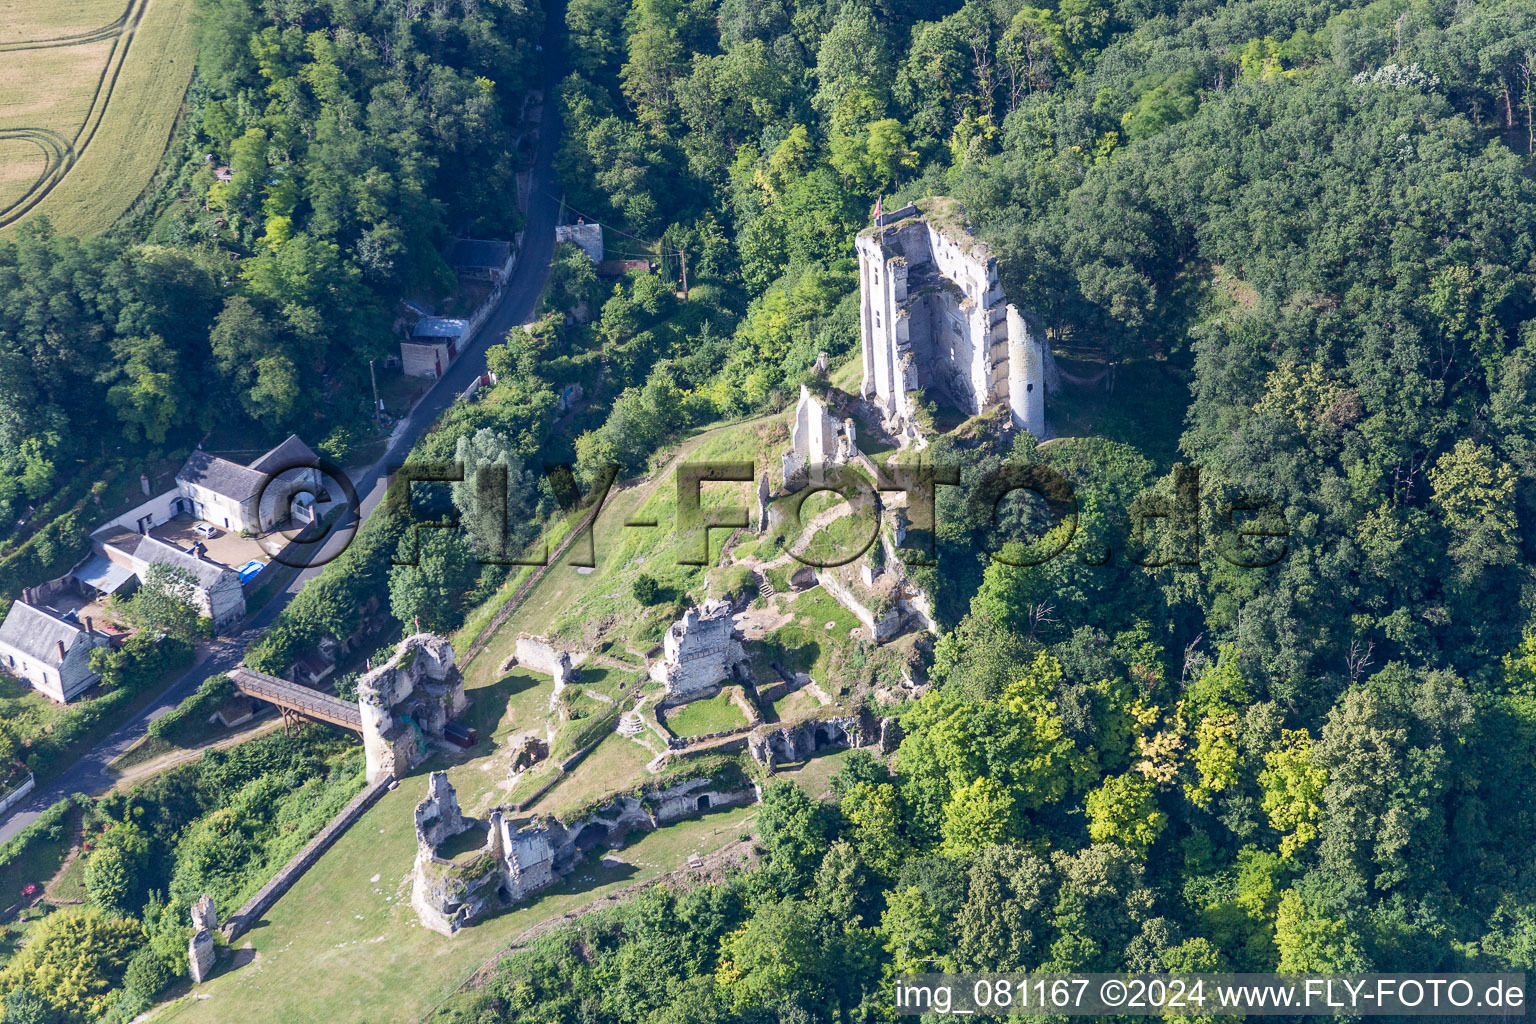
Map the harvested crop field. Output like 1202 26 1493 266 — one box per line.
0 0 195 234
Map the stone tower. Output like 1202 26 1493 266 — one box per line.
856 197 1050 444
358 633 466 782
188 894 217 983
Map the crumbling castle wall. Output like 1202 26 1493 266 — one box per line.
359 633 467 782
749 712 870 769
649 598 745 700
512 634 575 711
187 895 216 983
782 386 858 490
411 770 759 934
857 199 1050 444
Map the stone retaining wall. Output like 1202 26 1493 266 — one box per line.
222 776 391 941
0 774 35 821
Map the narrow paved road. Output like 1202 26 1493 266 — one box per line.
0 41 565 844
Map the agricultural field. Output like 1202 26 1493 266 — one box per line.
0 0 195 235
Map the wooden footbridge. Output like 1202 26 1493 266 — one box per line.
228 666 362 733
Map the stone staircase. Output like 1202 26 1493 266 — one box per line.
755 571 776 601
617 711 645 736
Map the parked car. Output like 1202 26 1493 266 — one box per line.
193 522 219 539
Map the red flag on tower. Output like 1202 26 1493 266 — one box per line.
874 195 883 224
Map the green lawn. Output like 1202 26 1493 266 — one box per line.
47 847 88 903
455 415 786 691
147 777 757 1024
527 732 656 816
770 685 825 723
0 806 78 912
662 690 748 739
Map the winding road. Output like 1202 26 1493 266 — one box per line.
0 33 566 844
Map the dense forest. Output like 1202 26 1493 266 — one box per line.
431 0 1536 1014
6 0 1536 1014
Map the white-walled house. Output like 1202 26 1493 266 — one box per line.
94 435 323 539
0 602 112 702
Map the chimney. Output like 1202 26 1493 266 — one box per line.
84 616 94 634
56 640 66 661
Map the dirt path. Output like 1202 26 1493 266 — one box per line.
40 823 86 905
108 719 287 791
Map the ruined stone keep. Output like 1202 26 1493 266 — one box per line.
649 598 744 701
856 198 1048 443
359 634 468 783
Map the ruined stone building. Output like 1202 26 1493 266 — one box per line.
749 712 870 769
856 198 1050 444
187 894 217 982
511 634 575 712
781 385 857 490
411 770 758 934
649 598 744 701
359 634 468 783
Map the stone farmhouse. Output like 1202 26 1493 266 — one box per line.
95 536 247 631
3 436 322 693
174 434 323 534
0 601 112 702
856 197 1053 445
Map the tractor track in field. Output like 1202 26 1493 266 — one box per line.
0 0 150 227
0 0 137 52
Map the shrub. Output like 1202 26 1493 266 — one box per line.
122 945 178 1003
147 674 234 743
0 906 143 1022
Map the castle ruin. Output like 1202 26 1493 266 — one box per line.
411 770 758 934
781 385 857 490
187 894 216 982
359 634 468 783
649 598 744 701
856 198 1050 444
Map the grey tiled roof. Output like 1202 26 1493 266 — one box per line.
445 237 511 270
177 450 266 503
248 434 320 475
132 536 238 590
0 601 85 667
